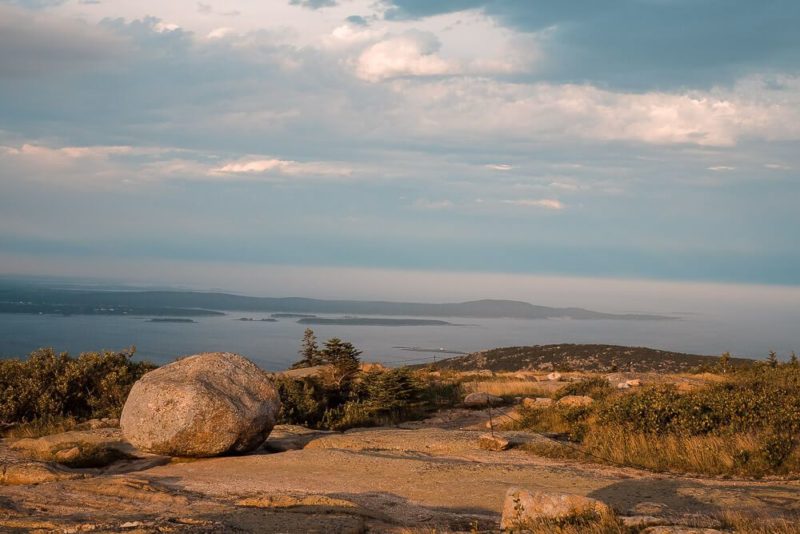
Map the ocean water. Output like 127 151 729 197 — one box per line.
1 306 798 370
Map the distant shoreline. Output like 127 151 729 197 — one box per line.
298 317 453 327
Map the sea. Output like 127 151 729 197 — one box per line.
1 303 798 370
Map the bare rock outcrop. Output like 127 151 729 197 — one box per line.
463 392 502 407
478 433 511 451
0 461 85 485
121 352 280 457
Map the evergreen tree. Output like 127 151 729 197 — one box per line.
291 328 322 369
365 368 422 413
718 352 731 373
320 337 361 386
790 352 798 367
767 350 779 369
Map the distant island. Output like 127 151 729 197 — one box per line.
237 317 278 322
0 281 671 321
298 317 453 326
147 318 197 323
423 344 754 373
271 313 318 318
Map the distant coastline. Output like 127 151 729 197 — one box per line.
298 317 453 327
0 282 672 321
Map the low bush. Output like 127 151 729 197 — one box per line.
0 347 155 432
276 367 460 431
600 366 800 436
513 364 800 476
555 377 614 401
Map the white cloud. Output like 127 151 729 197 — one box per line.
485 163 513 171
210 157 352 178
354 27 531 82
388 76 800 147
503 198 565 210
153 21 181 33
324 23 384 48
206 27 235 39
356 32 453 82
708 166 736 172
765 163 791 170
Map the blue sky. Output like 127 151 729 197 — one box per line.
1 0 799 292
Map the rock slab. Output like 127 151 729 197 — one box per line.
121 352 280 457
463 392 503 407
500 488 611 530
478 433 511 451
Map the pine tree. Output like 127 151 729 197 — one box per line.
320 337 362 386
767 350 779 369
790 352 798 367
291 328 322 369
718 352 731 373
366 368 422 413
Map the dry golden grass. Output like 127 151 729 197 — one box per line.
462 380 552 398
580 428 800 477
718 511 800 534
509 508 632 534
4 416 79 440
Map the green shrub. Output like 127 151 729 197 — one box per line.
600 366 800 437
0 347 155 428
512 365 800 476
555 377 613 401
274 374 346 428
276 367 459 431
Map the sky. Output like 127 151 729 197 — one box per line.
1 0 799 297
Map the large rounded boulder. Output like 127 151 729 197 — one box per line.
121 352 280 457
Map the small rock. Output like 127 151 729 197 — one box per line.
463 392 503 407
120 521 144 529
0 461 84 485
546 372 562 381
557 395 594 407
11 428 133 468
522 397 553 409
500 488 611 529
478 433 511 451
54 447 81 463
617 382 631 389
626 379 643 387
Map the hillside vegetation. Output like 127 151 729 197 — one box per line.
431 343 753 373
501 359 800 477
0 348 155 435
